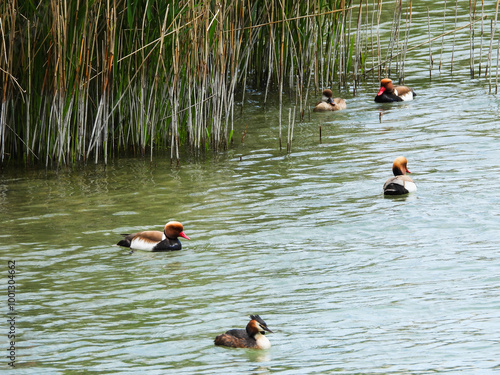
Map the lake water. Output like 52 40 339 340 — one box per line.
2 2 500 374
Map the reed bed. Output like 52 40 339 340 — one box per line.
0 0 499 166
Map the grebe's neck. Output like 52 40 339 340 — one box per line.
254 332 271 349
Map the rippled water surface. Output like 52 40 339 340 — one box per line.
2 3 500 374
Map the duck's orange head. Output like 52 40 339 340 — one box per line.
392 156 410 176
164 221 190 240
378 78 394 95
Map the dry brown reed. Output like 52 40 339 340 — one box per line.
1 0 362 166
1 1 500 166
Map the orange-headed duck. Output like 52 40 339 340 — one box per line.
214 315 273 349
383 156 417 195
117 221 190 251
375 78 416 103
314 89 346 111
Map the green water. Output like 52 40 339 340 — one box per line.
2 1 500 373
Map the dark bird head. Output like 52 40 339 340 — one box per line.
247 315 273 337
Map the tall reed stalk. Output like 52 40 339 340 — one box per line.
1 0 361 166
1 1 499 166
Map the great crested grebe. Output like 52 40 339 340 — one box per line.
116 221 190 251
375 78 416 103
214 315 273 349
313 89 346 111
383 156 417 195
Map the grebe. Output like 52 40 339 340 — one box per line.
116 221 190 251
313 89 346 111
375 78 416 103
214 315 273 349
383 156 417 195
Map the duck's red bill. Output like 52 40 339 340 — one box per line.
377 87 386 96
179 231 190 240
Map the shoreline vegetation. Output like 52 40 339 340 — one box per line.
1 1 499 167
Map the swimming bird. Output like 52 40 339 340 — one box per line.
116 221 190 251
375 78 416 103
383 156 417 195
214 315 273 349
314 89 346 111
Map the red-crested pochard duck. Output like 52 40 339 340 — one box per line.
375 78 416 103
116 221 190 251
383 156 417 195
214 315 273 349
314 89 346 111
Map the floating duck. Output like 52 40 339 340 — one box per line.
314 89 346 111
116 221 190 251
383 156 417 195
214 315 273 349
375 78 416 103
